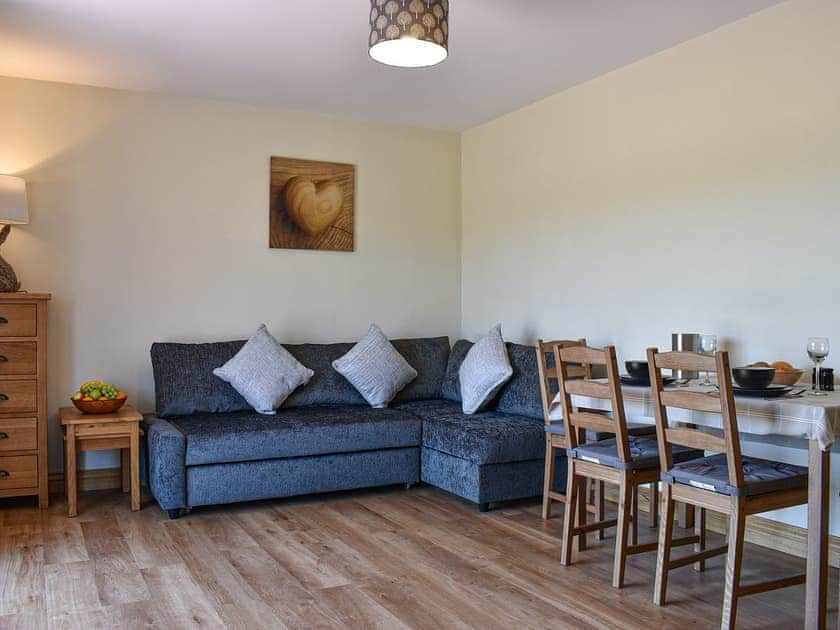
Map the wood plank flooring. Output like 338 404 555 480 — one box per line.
0 485 835 629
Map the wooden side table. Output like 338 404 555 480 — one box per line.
59 404 143 517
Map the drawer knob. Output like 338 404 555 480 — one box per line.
0 394 9 401
0 471 8 478
0 356 8 362
0 317 7 324
0 432 7 439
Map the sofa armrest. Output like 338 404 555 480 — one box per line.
143 414 187 510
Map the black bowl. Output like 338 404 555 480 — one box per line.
732 366 775 390
625 360 649 380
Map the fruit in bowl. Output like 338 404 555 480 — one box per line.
71 380 127 414
769 361 805 386
749 361 804 386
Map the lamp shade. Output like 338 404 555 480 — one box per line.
0 175 29 225
369 0 449 68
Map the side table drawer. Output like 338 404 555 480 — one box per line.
0 417 37 451
74 422 134 438
0 305 37 337
0 342 37 376
0 381 36 414
0 455 37 490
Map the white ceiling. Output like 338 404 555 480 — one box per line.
0 0 783 131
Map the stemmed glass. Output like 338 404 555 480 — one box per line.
807 337 830 396
699 334 718 386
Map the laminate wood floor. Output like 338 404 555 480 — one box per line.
0 485 835 629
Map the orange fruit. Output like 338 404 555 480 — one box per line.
117 391 127 399
82 396 93 401
771 361 795 372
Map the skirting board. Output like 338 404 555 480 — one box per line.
48 467 123 494
604 485 840 569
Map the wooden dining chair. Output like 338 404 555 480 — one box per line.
556 344 703 588
538 339 607 550
647 348 810 629
538 339 591 519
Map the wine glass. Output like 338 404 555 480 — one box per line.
699 334 718 386
807 337 830 396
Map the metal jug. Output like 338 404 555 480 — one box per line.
671 333 701 379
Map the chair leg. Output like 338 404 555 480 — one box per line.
560 460 578 566
577 475 588 552
694 507 707 572
649 482 659 528
654 483 676 606
542 438 555 520
596 480 606 540
721 501 746 630
631 484 639 546
612 471 633 588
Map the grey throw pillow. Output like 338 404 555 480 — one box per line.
213 324 314 415
332 324 418 408
459 324 513 414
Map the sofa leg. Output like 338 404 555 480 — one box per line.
404 482 414 490
167 508 183 520
479 502 490 513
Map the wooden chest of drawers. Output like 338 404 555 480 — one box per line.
0 293 50 507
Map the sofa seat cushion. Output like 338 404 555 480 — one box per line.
397 400 544 465
661 453 809 496
171 406 422 466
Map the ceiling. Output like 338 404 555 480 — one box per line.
0 0 783 131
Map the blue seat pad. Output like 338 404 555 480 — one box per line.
545 421 657 441
661 452 809 496
397 399 545 465
569 436 702 471
172 405 422 466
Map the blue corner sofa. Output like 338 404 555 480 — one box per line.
144 336 566 518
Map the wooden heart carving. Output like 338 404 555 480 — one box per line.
283 176 344 236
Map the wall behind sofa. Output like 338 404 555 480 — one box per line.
461 0 839 531
0 76 461 470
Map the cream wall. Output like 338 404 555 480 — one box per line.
0 77 461 470
461 0 840 530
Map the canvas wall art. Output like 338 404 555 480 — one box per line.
269 156 355 251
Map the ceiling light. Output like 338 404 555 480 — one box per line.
369 1 449 68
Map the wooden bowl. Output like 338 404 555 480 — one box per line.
772 369 804 386
72 397 126 414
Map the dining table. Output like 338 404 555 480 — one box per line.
550 380 840 630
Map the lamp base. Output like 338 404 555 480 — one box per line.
0 225 21 292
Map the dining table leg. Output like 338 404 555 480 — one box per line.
805 439 829 630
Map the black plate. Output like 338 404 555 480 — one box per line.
733 384 792 398
620 375 675 387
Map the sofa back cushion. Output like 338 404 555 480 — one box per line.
391 336 450 403
441 339 472 402
440 340 544 418
152 335 452 416
282 342 366 407
494 342 543 419
283 337 451 407
151 340 250 418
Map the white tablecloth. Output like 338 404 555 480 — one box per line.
550 382 840 451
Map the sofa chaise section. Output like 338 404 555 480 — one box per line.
397 340 569 511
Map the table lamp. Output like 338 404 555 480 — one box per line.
0 175 29 292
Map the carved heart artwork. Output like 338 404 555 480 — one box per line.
270 156 355 251
283 176 344 236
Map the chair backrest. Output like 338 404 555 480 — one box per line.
536 339 589 425
646 348 744 489
556 344 634 463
